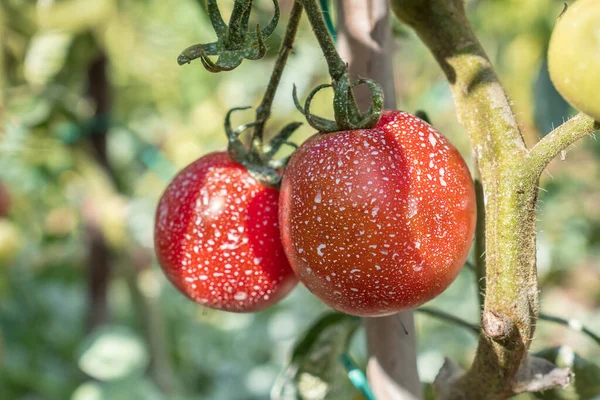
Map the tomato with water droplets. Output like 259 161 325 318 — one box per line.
279 111 476 317
154 151 297 312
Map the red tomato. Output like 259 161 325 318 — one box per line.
154 151 297 312
279 110 476 317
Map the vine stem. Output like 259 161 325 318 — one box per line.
539 313 600 347
389 0 590 397
416 309 600 348
473 172 486 310
298 0 362 124
527 112 599 177
252 2 303 156
299 0 346 80
416 307 480 335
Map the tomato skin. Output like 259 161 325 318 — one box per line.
279 110 476 317
154 151 297 312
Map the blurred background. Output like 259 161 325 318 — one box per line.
0 0 598 399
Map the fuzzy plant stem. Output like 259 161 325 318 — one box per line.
391 0 595 398
252 2 303 156
299 0 362 122
473 173 486 310
299 0 346 80
527 113 599 176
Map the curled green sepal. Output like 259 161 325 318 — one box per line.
293 84 338 132
177 0 279 72
333 74 384 130
224 106 254 164
263 121 303 159
293 76 384 133
223 106 301 188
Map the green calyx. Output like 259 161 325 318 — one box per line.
293 73 384 133
177 0 279 72
224 107 302 188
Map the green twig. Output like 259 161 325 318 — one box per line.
416 307 480 335
416 307 600 350
300 0 346 80
252 2 303 157
539 313 600 347
319 0 336 41
527 113 599 177
298 0 368 128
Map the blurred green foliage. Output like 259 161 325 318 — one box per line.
0 0 599 399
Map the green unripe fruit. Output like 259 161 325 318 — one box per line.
548 0 600 120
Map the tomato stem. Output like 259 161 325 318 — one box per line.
474 175 486 310
300 0 346 80
177 0 279 71
293 0 384 132
252 2 304 158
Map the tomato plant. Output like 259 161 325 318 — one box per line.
154 151 297 312
279 110 477 317
548 0 600 120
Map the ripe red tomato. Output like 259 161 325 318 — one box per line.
154 151 297 312
279 110 476 317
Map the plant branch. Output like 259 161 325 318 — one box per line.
390 1 557 398
252 2 303 155
527 113 599 177
416 307 480 335
299 0 346 80
539 313 600 347
473 175 486 310
390 0 527 171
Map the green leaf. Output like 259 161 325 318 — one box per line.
533 58 572 137
534 346 600 400
77 325 149 382
271 312 362 400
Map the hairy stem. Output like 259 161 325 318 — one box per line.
391 1 538 398
391 0 600 396
252 2 303 156
527 113 599 177
473 174 486 310
300 0 347 80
